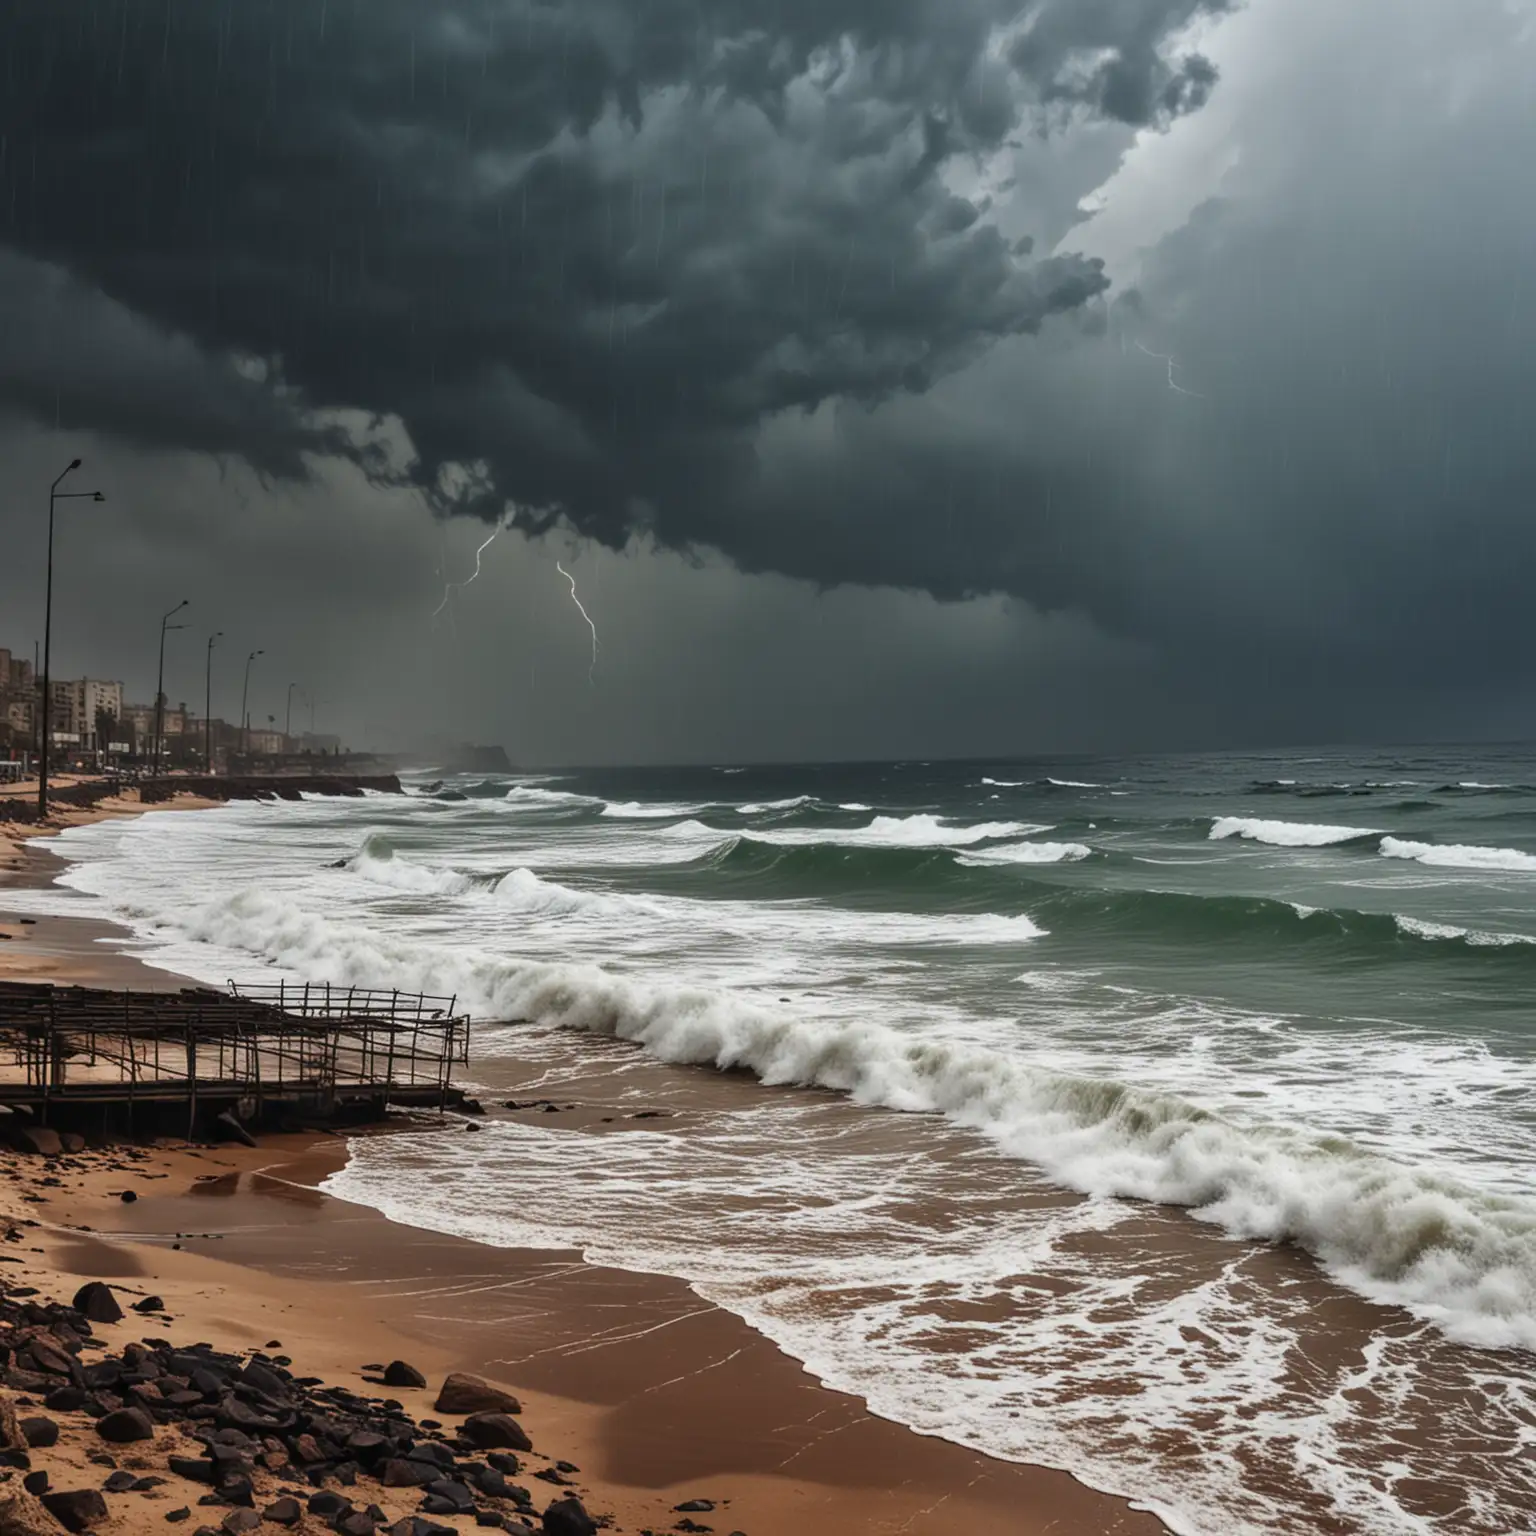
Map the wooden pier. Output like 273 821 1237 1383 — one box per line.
0 979 472 1138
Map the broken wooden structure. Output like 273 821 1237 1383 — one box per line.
0 979 471 1137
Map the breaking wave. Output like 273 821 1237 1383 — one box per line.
502 786 602 809
161 886 1536 1354
745 814 1045 850
1210 817 1381 848
959 841 1092 866
1379 838 1536 872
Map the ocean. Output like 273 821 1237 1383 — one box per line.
13 745 1536 1533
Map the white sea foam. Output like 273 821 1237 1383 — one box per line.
980 777 1025 787
346 835 472 896
746 814 1044 849
600 800 705 819
735 796 816 814
1046 778 1104 788
837 802 873 812
169 885 1536 1353
1380 838 1536 872
503 785 600 809
1211 817 1379 848
959 841 1092 866
1394 916 1536 947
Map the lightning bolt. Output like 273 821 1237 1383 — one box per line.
1134 340 1206 399
557 560 600 685
433 518 506 623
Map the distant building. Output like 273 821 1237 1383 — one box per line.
47 679 124 750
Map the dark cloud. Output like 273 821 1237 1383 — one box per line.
0 0 1223 555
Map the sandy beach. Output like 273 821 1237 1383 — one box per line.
0 788 1158 1535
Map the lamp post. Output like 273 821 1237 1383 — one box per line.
39 460 105 817
205 632 223 774
240 650 263 762
153 600 190 777
286 681 297 744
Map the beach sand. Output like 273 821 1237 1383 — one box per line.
0 793 1159 1534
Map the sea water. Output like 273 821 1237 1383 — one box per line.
13 746 1536 1533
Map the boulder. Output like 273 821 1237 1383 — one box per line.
167 1456 217 1485
132 1296 166 1314
383 1362 426 1390
72 1283 123 1325
460 1413 531 1453
335 1516 377 1536
10 1127 62 1158
432 1374 521 1417
39 1489 109 1532
59 1134 86 1155
675 1500 716 1512
102 1472 137 1494
262 1497 302 1528
381 1458 437 1489
94 1407 154 1443
164 1510 191 1525
0 1488 59 1536
220 1513 261 1535
541 1498 597 1536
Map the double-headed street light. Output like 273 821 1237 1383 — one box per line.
39 459 105 817
241 650 264 759
153 600 190 776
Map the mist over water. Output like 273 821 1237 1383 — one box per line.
14 745 1536 1534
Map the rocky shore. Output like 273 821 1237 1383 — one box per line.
0 1138 746 1536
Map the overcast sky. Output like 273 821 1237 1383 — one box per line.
1 0 1533 765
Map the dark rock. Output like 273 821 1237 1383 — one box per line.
532 1470 572 1488
215 1475 254 1508
486 1453 522 1476
262 1497 302 1528
22 1471 48 1495
72 1283 123 1325
347 1430 389 1465
95 1406 154 1443
83 1361 122 1390
20 1416 58 1448
475 1516 505 1529
133 1296 166 1314
168 1456 218 1484
424 1479 475 1511
674 1522 713 1534
165 1511 191 1525
432 1373 521 1417
190 1369 225 1398
30 1339 81 1380
383 1362 427 1390
382 1458 437 1489
238 1361 286 1398
460 1413 531 1452
40 1489 110 1531
405 1442 456 1470
60 1133 87 1155
220 1513 262 1535
419 1497 462 1517
335 1515 378 1536
541 1497 597 1536
675 1500 717 1512
11 1126 62 1158
474 1469 512 1499
307 1491 351 1518
103 1472 138 1493
119 1191 138 1204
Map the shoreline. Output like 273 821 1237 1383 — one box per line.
0 792 1162 1534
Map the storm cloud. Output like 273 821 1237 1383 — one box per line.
2 0 1535 759
0 0 1222 545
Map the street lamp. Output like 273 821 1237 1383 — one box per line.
205 632 223 774
286 681 297 744
240 650 264 761
39 459 105 817
153 600 190 777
